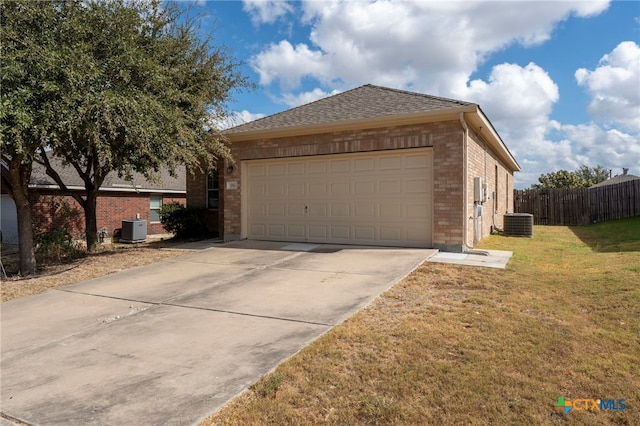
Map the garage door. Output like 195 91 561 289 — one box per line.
244 148 432 247
1 194 19 246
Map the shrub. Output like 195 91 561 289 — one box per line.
159 202 208 239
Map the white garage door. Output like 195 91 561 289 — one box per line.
244 148 432 247
1 194 19 246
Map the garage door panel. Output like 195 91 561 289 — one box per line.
308 204 327 216
308 161 327 174
249 224 267 237
287 183 305 197
406 154 430 169
330 182 350 196
354 202 375 217
407 203 429 218
331 226 350 239
354 158 375 171
406 179 430 193
248 203 267 216
287 225 305 238
331 160 351 173
380 180 401 193
268 224 286 238
309 183 327 196
354 181 374 194
287 163 306 175
308 225 328 239
379 204 402 219
245 148 432 247
330 203 350 216
287 204 306 216
379 156 402 170
379 227 402 241
268 204 285 216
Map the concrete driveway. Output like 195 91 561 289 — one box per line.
1 240 435 426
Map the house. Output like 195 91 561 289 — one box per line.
187 84 520 252
589 168 640 188
1 156 185 245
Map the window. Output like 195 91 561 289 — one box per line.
150 195 162 223
207 172 219 210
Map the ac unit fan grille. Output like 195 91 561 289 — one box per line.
504 213 533 237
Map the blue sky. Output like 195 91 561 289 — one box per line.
191 1 639 188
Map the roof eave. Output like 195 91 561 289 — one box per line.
464 107 521 172
225 106 476 142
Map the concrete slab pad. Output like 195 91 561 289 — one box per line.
172 268 388 325
175 245 297 266
278 246 437 277
281 243 320 252
427 249 512 269
64 261 251 303
1 305 327 426
1 291 152 359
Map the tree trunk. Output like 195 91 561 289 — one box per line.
84 189 99 252
7 156 37 275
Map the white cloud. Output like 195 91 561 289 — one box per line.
244 0 639 187
281 88 342 108
219 110 266 129
575 41 640 132
252 0 609 97
242 0 294 25
251 40 330 90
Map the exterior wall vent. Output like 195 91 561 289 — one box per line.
503 213 533 237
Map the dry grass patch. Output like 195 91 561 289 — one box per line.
205 218 640 425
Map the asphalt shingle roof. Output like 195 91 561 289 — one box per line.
225 84 474 134
590 173 640 188
30 155 185 192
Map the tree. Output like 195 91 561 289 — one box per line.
1 1 61 274
532 165 609 189
3 0 249 253
575 164 609 187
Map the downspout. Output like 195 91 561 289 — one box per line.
460 113 472 251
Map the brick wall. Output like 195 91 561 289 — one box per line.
30 191 186 238
466 131 514 246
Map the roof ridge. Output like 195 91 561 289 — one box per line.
363 83 474 106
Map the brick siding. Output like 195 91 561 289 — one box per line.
30 190 185 238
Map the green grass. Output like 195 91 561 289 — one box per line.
204 217 640 425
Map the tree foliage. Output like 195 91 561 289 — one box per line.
0 1 61 273
2 0 249 252
532 165 610 189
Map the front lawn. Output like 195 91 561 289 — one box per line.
205 217 640 425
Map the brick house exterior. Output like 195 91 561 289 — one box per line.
1 156 185 245
187 85 519 251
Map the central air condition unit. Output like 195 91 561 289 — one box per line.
504 213 533 237
120 219 147 243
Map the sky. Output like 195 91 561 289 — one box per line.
191 0 639 188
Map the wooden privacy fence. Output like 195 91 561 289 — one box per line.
514 180 640 226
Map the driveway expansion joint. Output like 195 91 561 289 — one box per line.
57 288 334 327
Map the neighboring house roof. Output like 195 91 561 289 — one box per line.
225 84 520 172
29 155 185 194
590 172 640 188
